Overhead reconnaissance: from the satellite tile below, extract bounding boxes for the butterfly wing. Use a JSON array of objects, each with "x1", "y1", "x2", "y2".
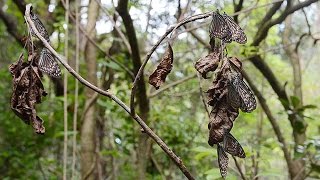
[
  {"x1": 230, "y1": 73, "x2": 256, "y2": 112},
  {"x1": 227, "y1": 81, "x2": 241, "y2": 109},
  {"x1": 209, "y1": 12, "x2": 231, "y2": 40},
  {"x1": 30, "y1": 13, "x2": 50, "y2": 42},
  {"x1": 217, "y1": 144, "x2": 229, "y2": 178},
  {"x1": 222, "y1": 13, "x2": 247, "y2": 44},
  {"x1": 39, "y1": 48, "x2": 61, "y2": 78},
  {"x1": 223, "y1": 132, "x2": 246, "y2": 158}
]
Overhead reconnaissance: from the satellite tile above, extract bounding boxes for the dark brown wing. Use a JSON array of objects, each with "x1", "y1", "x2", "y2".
[
  {"x1": 223, "y1": 132, "x2": 246, "y2": 158},
  {"x1": 209, "y1": 12, "x2": 231, "y2": 39},
  {"x1": 222, "y1": 13, "x2": 247, "y2": 44}
]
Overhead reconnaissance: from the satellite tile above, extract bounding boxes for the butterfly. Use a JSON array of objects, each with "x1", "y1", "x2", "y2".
[
  {"x1": 30, "y1": 9, "x2": 50, "y2": 42},
  {"x1": 217, "y1": 144, "x2": 229, "y2": 178},
  {"x1": 39, "y1": 48, "x2": 61, "y2": 78},
  {"x1": 222, "y1": 13, "x2": 247, "y2": 44},
  {"x1": 222, "y1": 132, "x2": 246, "y2": 158},
  {"x1": 209, "y1": 11, "x2": 232, "y2": 42},
  {"x1": 228, "y1": 72, "x2": 256, "y2": 112}
]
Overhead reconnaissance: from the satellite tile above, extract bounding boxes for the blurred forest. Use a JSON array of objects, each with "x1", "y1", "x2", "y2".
[{"x1": 0, "y1": 0, "x2": 320, "y2": 179}]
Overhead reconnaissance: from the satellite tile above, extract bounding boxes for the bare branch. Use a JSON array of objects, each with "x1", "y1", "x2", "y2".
[
  {"x1": 252, "y1": 0, "x2": 319, "y2": 46},
  {"x1": 94, "y1": 0, "x2": 132, "y2": 54},
  {"x1": 232, "y1": 156, "x2": 246, "y2": 180},
  {"x1": 242, "y1": 71, "x2": 292, "y2": 171},
  {"x1": 60, "y1": 1, "x2": 134, "y2": 78},
  {"x1": 130, "y1": 11, "x2": 212, "y2": 116},
  {"x1": 149, "y1": 74, "x2": 196, "y2": 98},
  {"x1": 25, "y1": 4, "x2": 194, "y2": 179}
]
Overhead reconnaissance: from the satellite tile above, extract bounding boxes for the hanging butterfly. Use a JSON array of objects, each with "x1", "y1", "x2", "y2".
[
  {"x1": 217, "y1": 144, "x2": 229, "y2": 178},
  {"x1": 209, "y1": 11, "x2": 232, "y2": 41},
  {"x1": 29, "y1": 7, "x2": 50, "y2": 42},
  {"x1": 39, "y1": 48, "x2": 62, "y2": 78},
  {"x1": 222, "y1": 132, "x2": 246, "y2": 158},
  {"x1": 222, "y1": 13, "x2": 247, "y2": 44},
  {"x1": 228, "y1": 72, "x2": 256, "y2": 112}
]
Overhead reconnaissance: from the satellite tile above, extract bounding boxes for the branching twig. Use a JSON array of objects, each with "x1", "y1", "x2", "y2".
[
  {"x1": 60, "y1": 1, "x2": 134, "y2": 79},
  {"x1": 242, "y1": 71, "x2": 292, "y2": 171},
  {"x1": 232, "y1": 156, "x2": 246, "y2": 180},
  {"x1": 25, "y1": 4, "x2": 194, "y2": 179},
  {"x1": 149, "y1": 74, "x2": 196, "y2": 98},
  {"x1": 94, "y1": 0, "x2": 132, "y2": 54},
  {"x1": 130, "y1": 11, "x2": 212, "y2": 115}
]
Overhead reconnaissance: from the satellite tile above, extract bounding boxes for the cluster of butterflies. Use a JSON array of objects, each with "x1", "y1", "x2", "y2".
[
  {"x1": 205, "y1": 11, "x2": 256, "y2": 178},
  {"x1": 29, "y1": 8, "x2": 62, "y2": 78},
  {"x1": 209, "y1": 10, "x2": 247, "y2": 44}
]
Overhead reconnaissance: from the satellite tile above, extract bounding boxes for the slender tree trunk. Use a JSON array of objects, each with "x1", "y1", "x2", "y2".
[
  {"x1": 117, "y1": 1, "x2": 151, "y2": 179},
  {"x1": 283, "y1": 15, "x2": 306, "y2": 180},
  {"x1": 80, "y1": 0, "x2": 99, "y2": 179}
]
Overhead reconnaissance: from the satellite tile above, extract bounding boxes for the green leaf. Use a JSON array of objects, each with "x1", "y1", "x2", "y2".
[
  {"x1": 311, "y1": 163, "x2": 320, "y2": 173},
  {"x1": 290, "y1": 96, "x2": 301, "y2": 108}
]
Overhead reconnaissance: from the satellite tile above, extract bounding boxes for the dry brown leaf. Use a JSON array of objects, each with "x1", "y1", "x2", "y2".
[
  {"x1": 9, "y1": 53, "x2": 47, "y2": 134},
  {"x1": 194, "y1": 52, "x2": 220, "y2": 79},
  {"x1": 149, "y1": 44, "x2": 173, "y2": 89}
]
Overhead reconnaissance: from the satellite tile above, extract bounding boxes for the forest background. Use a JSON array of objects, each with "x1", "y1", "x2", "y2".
[{"x1": 0, "y1": 0, "x2": 320, "y2": 179}]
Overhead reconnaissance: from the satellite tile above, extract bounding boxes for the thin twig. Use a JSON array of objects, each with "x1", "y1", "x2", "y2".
[
  {"x1": 60, "y1": 0, "x2": 134, "y2": 79},
  {"x1": 196, "y1": 73, "x2": 210, "y2": 117},
  {"x1": 149, "y1": 74, "x2": 196, "y2": 98},
  {"x1": 94, "y1": 0, "x2": 132, "y2": 54},
  {"x1": 232, "y1": 156, "x2": 247, "y2": 180},
  {"x1": 242, "y1": 71, "x2": 292, "y2": 171},
  {"x1": 144, "y1": 0, "x2": 153, "y2": 33},
  {"x1": 130, "y1": 11, "x2": 212, "y2": 115},
  {"x1": 71, "y1": 0, "x2": 80, "y2": 178},
  {"x1": 63, "y1": 0, "x2": 69, "y2": 179},
  {"x1": 25, "y1": 4, "x2": 195, "y2": 179}
]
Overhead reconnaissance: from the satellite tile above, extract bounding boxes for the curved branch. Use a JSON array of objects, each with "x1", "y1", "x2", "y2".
[
  {"x1": 252, "y1": 0, "x2": 318, "y2": 46},
  {"x1": 130, "y1": 11, "x2": 212, "y2": 115},
  {"x1": 25, "y1": 4, "x2": 194, "y2": 180}
]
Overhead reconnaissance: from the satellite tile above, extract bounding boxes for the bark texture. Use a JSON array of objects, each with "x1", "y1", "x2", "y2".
[{"x1": 80, "y1": 0, "x2": 99, "y2": 179}]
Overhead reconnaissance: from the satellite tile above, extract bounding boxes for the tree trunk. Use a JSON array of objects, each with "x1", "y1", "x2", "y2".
[
  {"x1": 117, "y1": 1, "x2": 151, "y2": 179},
  {"x1": 283, "y1": 15, "x2": 306, "y2": 180},
  {"x1": 80, "y1": 0, "x2": 99, "y2": 179}
]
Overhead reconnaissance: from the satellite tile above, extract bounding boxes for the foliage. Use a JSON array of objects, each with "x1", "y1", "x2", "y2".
[{"x1": 0, "y1": 0, "x2": 319, "y2": 179}]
